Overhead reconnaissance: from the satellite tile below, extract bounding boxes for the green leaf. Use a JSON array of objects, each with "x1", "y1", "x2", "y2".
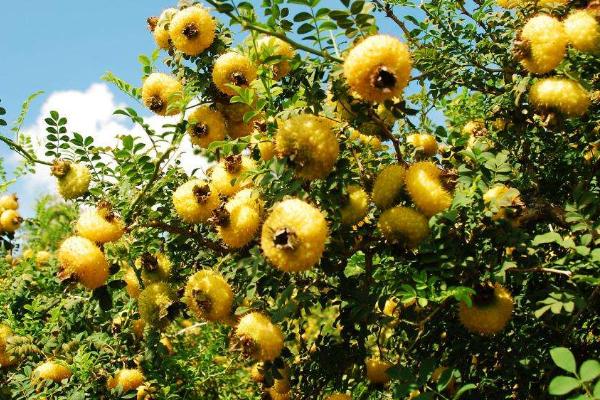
[
  {"x1": 452, "y1": 383, "x2": 476, "y2": 399},
  {"x1": 593, "y1": 380, "x2": 600, "y2": 398},
  {"x1": 548, "y1": 376, "x2": 580, "y2": 395},
  {"x1": 551, "y1": 348, "x2": 578, "y2": 373},
  {"x1": 580, "y1": 360, "x2": 600, "y2": 382},
  {"x1": 532, "y1": 232, "x2": 563, "y2": 246}
]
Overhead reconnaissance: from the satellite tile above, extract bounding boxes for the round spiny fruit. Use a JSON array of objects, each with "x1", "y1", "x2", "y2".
[
  {"x1": 52, "y1": 160, "x2": 91, "y2": 200},
  {"x1": 75, "y1": 202, "x2": 124, "y2": 244},
  {"x1": 256, "y1": 136, "x2": 276, "y2": 161},
  {"x1": 212, "y1": 52, "x2": 258, "y2": 96},
  {"x1": 383, "y1": 297, "x2": 400, "y2": 318},
  {"x1": 325, "y1": 394, "x2": 352, "y2": 400},
  {"x1": 216, "y1": 195, "x2": 262, "y2": 249},
  {"x1": 0, "y1": 210, "x2": 22, "y2": 233},
  {"x1": 0, "y1": 324, "x2": 12, "y2": 353},
  {"x1": 372, "y1": 164, "x2": 406, "y2": 210},
  {"x1": 138, "y1": 282, "x2": 176, "y2": 329},
  {"x1": 406, "y1": 133, "x2": 438, "y2": 156},
  {"x1": 275, "y1": 114, "x2": 339, "y2": 180},
  {"x1": 124, "y1": 268, "x2": 141, "y2": 299},
  {"x1": 340, "y1": 185, "x2": 369, "y2": 225},
  {"x1": 536, "y1": 0, "x2": 568, "y2": 7},
  {"x1": 0, "y1": 194, "x2": 18, "y2": 210},
  {"x1": 378, "y1": 206, "x2": 429, "y2": 247},
  {"x1": 187, "y1": 106, "x2": 227, "y2": 148},
  {"x1": 184, "y1": 270, "x2": 234, "y2": 321},
  {"x1": 529, "y1": 77, "x2": 590, "y2": 117},
  {"x1": 268, "y1": 389, "x2": 291, "y2": 400},
  {"x1": 57, "y1": 236, "x2": 109, "y2": 290},
  {"x1": 107, "y1": 369, "x2": 145, "y2": 392},
  {"x1": 32, "y1": 361, "x2": 72, "y2": 383},
  {"x1": 141, "y1": 73, "x2": 183, "y2": 116},
  {"x1": 210, "y1": 155, "x2": 256, "y2": 196},
  {"x1": 256, "y1": 36, "x2": 295, "y2": 80},
  {"x1": 518, "y1": 15, "x2": 568, "y2": 74},
  {"x1": 564, "y1": 10, "x2": 600, "y2": 53},
  {"x1": 227, "y1": 188, "x2": 264, "y2": 214},
  {"x1": 250, "y1": 363, "x2": 264, "y2": 382},
  {"x1": 343, "y1": 35, "x2": 411, "y2": 102},
  {"x1": 173, "y1": 179, "x2": 220, "y2": 223},
  {"x1": 153, "y1": 8, "x2": 178, "y2": 50},
  {"x1": 236, "y1": 312, "x2": 284, "y2": 361},
  {"x1": 0, "y1": 352, "x2": 17, "y2": 368},
  {"x1": 365, "y1": 358, "x2": 392, "y2": 384},
  {"x1": 137, "y1": 252, "x2": 172, "y2": 283},
  {"x1": 169, "y1": 5, "x2": 215, "y2": 56},
  {"x1": 458, "y1": 283, "x2": 514, "y2": 335},
  {"x1": 261, "y1": 199, "x2": 328, "y2": 272},
  {"x1": 405, "y1": 161, "x2": 453, "y2": 217},
  {"x1": 35, "y1": 251, "x2": 52, "y2": 267},
  {"x1": 228, "y1": 118, "x2": 258, "y2": 139}
]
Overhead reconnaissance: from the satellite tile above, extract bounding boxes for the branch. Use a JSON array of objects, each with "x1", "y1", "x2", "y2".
[
  {"x1": 0, "y1": 135, "x2": 53, "y2": 166},
  {"x1": 372, "y1": 0, "x2": 420, "y2": 48},
  {"x1": 505, "y1": 267, "x2": 572, "y2": 278}
]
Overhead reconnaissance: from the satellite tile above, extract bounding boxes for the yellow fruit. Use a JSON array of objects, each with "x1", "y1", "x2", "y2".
[
  {"x1": 536, "y1": 0, "x2": 569, "y2": 7},
  {"x1": 372, "y1": 164, "x2": 406, "y2": 210},
  {"x1": 216, "y1": 192, "x2": 262, "y2": 248},
  {"x1": 0, "y1": 210, "x2": 22, "y2": 233},
  {"x1": 383, "y1": 298, "x2": 400, "y2": 318},
  {"x1": 378, "y1": 206, "x2": 430, "y2": 247},
  {"x1": 22, "y1": 249, "x2": 34, "y2": 259},
  {"x1": 108, "y1": 369, "x2": 145, "y2": 392},
  {"x1": 218, "y1": 101, "x2": 253, "y2": 123},
  {"x1": 75, "y1": 204, "x2": 124, "y2": 244},
  {"x1": 228, "y1": 119, "x2": 257, "y2": 139},
  {"x1": 459, "y1": 283, "x2": 514, "y2": 335},
  {"x1": 210, "y1": 155, "x2": 256, "y2": 196},
  {"x1": 496, "y1": 0, "x2": 520, "y2": 8},
  {"x1": 267, "y1": 389, "x2": 291, "y2": 400},
  {"x1": 169, "y1": 5, "x2": 216, "y2": 56},
  {"x1": 406, "y1": 133, "x2": 438, "y2": 156},
  {"x1": 0, "y1": 194, "x2": 18, "y2": 210},
  {"x1": 124, "y1": 268, "x2": 141, "y2": 298},
  {"x1": 184, "y1": 270, "x2": 234, "y2": 321},
  {"x1": 256, "y1": 36, "x2": 295, "y2": 80},
  {"x1": 138, "y1": 282, "x2": 176, "y2": 329},
  {"x1": 226, "y1": 188, "x2": 264, "y2": 214},
  {"x1": 57, "y1": 236, "x2": 109, "y2": 290},
  {"x1": 52, "y1": 161, "x2": 91, "y2": 200},
  {"x1": 405, "y1": 161, "x2": 453, "y2": 217},
  {"x1": 236, "y1": 312, "x2": 284, "y2": 361},
  {"x1": 340, "y1": 185, "x2": 369, "y2": 225},
  {"x1": 529, "y1": 77, "x2": 590, "y2": 117},
  {"x1": 325, "y1": 394, "x2": 352, "y2": 400},
  {"x1": 275, "y1": 114, "x2": 339, "y2": 180},
  {"x1": 153, "y1": 8, "x2": 178, "y2": 50},
  {"x1": 461, "y1": 120, "x2": 486, "y2": 137},
  {"x1": 0, "y1": 352, "x2": 17, "y2": 368},
  {"x1": 519, "y1": 15, "x2": 568, "y2": 74},
  {"x1": 256, "y1": 136, "x2": 276, "y2": 161},
  {"x1": 250, "y1": 363, "x2": 264, "y2": 382},
  {"x1": 343, "y1": 35, "x2": 411, "y2": 102},
  {"x1": 35, "y1": 251, "x2": 52, "y2": 267},
  {"x1": 32, "y1": 361, "x2": 72, "y2": 383},
  {"x1": 141, "y1": 73, "x2": 183, "y2": 116},
  {"x1": 137, "y1": 252, "x2": 172, "y2": 283},
  {"x1": 212, "y1": 52, "x2": 257, "y2": 96},
  {"x1": 0, "y1": 324, "x2": 12, "y2": 353},
  {"x1": 483, "y1": 185, "x2": 521, "y2": 208},
  {"x1": 132, "y1": 319, "x2": 145, "y2": 339},
  {"x1": 564, "y1": 11, "x2": 600, "y2": 53},
  {"x1": 365, "y1": 358, "x2": 392, "y2": 384},
  {"x1": 187, "y1": 106, "x2": 227, "y2": 148},
  {"x1": 173, "y1": 179, "x2": 220, "y2": 223},
  {"x1": 261, "y1": 199, "x2": 328, "y2": 272}
]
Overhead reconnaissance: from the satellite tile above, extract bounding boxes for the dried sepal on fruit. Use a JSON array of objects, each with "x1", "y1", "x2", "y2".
[
  {"x1": 75, "y1": 201, "x2": 124, "y2": 244},
  {"x1": 210, "y1": 155, "x2": 256, "y2": 196},
  {"x1": 137, "y1": 252, "x2": 172, "y2": 283}
]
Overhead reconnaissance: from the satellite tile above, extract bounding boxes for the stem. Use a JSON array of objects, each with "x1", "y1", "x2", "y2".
[
  {"x1": 372, "y1": 0, "x2": 419, "y2": 48},
  {"x1": 0, "y1": 135, "x2": 53, "y2": 166},
  {"x1": 505, "y1": 267, "x2": 572, "y2": 278}
]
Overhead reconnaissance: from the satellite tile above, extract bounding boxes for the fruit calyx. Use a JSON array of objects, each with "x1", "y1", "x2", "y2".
[
  {"x1": 140, "y1": 253, "x2": 159, "y2": 273},
  {"x1": 239, "y1": 334, "x2": 259, "y2": 359},
  {"x1": 192, "y1": 289, "x2": 213, "y2": 315},
  {"x1": 147, "y1": 17, "x2": 158, "y2": 32},
  {"x1": 211, "y1": 204, "x2": 231, "y2": 226},
  {"x1": 512, "y1": 34, "x2": 531, "y2": 61},
  {"x1": 372, "y1": 66, "x2": 397, "y2": 92},
  {"x1": 224, "y1": 155, "x2": 242, "y2": 173},
  {"x1": 183, "y1": 23, "x2": 199, "y2": 39},
  {"x1": 192, "y1": 184, "x2": 212, "y2": 203},
  {"x1": 97, "y1": 200, "x2": 117, "y2": 222},
  {"x1": 51, "y1": 159, "x2": 72, "y2": 178},
  {"x1": 230, "y1": 72, "x2": 249, "y2": 87},
  {"x1": 191, "y1": 123, "x2": 209, "y2": 138},
  {"x1": 273, "y1": 228, "x2": 298, "y2": 251},
  {"x1": 472, "y1": 282, "x2": 496, "y2": 307}
]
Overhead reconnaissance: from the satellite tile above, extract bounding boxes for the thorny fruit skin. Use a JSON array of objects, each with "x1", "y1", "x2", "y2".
[
  {"x1": 261, "y1": 198, "x2": 328, "y2": 272},
  {"x1": 212, "y1": 52, "x2": 258, "y2": 96},
  {"x1": 340, "y1": 185, "x2": 369, "y2": 226},
  {"x1": 217, "y1": 191, "x2": 262, "y2": 248},
  {"x1": 124, "y1": 268, "x2": 141, "y2": 299},
  {"x1": 406, "y1": 133, "x2": 438, "y2": 156},
  {"x1": 372, "y1": 164, "x2": 406, "y2": 210},
  {"x1": 235, "y1": 312, "x2": 284, "y2": 361},
  {"x1": 325, "y1": 394, "x2": 352, "y2": 400},
  {"x1": 32, "y1": 361, "x2": 72, "y2": 383},
  {"x1": 138, "y1": 282, "x2": 176, "y2": 329},
  {"x1": 256, "y1": 36, "x2": 295, "y2": 80},
  {"x1": 519, "y1": 15, "x2": 568, "y2": 74},
  {"x1": 564, "y1": 11, "x2": 600, "y2": 53},
  {"x1": 153, "y1": 8, "x2": 178, "y2": 50},
  {"x1": 169, "y1": 5, "x2": 216, "y2": 56},
  {"x1": 0, "y1": 194, "x2": 18, "y2": 210},
  {"x1": 365, "y1": 358, "x2": 392, "y2": 384},
  {"x1": 378, "y1": 206, "x2": 430, "y2": 247},
  {"x1": 405, "y1": 161, "x2": 453, "y2": 217},
  {"x1": 268, "y1": 389, "x2": 291, "y2": 400},
  {"x1": 250, "y1": 363, "x2": 264, "y2": 383},
  {"x1": 210, "y1": 156, "x2": 256, "y2": 197},
  {"x1": 343, "y1": 35, "x2": 412, "y2": 102},
  {"x1": 187, "y1": 106, "x2": 227, "y2": 148},
  {"x1": 529, "y1": 77, "x2": 591, "y2": 117},
  {"x1": 137, "y1": 252, "x2": 172, "y2": 283},
  {"x1": 107, "y1": 369, "x2": 145, "y2": 392},
  {"x1": 54, "y1": 162, "x2": 91, "y2": 200},
  {"x1": 141, "y1": 73, "x2": 183, "y2": 116},
  {"x1": 217, "y1": 102, "x2": 258, "y2": 139},
  {"x1": 0, "y1": 210, "x2": 22, "y2": 233},
  {"x1": 459, "y1": 284, "x2": 514, "y2": 335},
  {"x1": 75, "y1": 206, "x2": 125, "y2": 244},
  {"x1": 275, "y1": 114, "x2": 339, "y2": 180},
  {"x1": 0, "y1": 324, "x2": 12, "y2": 353},
  {"x1": 184, "y1": 270, "x2": 234, "y2": 321},
  {"x1": 57, "y1": 236, "x2": 109, "y2": 290},
  {"x1": 173, "y1": 179, "x2": 220, "y2": 223}
]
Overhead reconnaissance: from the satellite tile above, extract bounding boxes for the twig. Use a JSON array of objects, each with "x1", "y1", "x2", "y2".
[
  {"x1": 372, "y1": 0, "x2": 420, "y2": 48},
  {"x1": 0, "y1": 135, "x2": 53, "y2": 166},
  {"x1": 505, "y1": 267, "x2": 572, "y2": 278}
]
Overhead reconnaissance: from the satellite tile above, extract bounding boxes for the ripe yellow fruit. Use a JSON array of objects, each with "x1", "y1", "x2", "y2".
[
  {"x1": 169, "y1": 5, "x2": 216, "y2": 56},
  {"x1": 256, "y1": 136, "x2": 276, "y2": 161},
  {"x1": 210, "y1": 156, "x2": 256, "y2": 196},
  {"x1": 216, "y1": 192, "x2": 262, "y2": 248},
  {"x1": 35, "y1": 251, "x2": 52, "y2": 267},
  {"x1": 0, "y1": 210, "x2": 22, "y2": 233},
  {"x1": 0, "y1": 352, "x2": 17, "y2": 368},
  {"x1": 459, "y1": 283, "x2": 514, "y2": 335},
  {"x1": 496, "y1": 0, "x2": 520, "y2": 8},
  {"x1": 340, "y1": 185, "x2": 369, "y2": 225},
  {"x1": 378, "y1": 206, "x2": 430, "y2": 247},
  {"x1": 137, "y1": 252, "x2": 172, "y2": 283},
  {"x1": 256, "y1": 36, "x2": 295, "y2": 80},
  {"x1": 250, "y1": 363, "x2": 264, "y2": 382},
  {"x1": 212, "y1": 52, "x2": 257, "y2": 96},
  {"x1": 519, "y1": 15, "x2": 568, "y2": 74},
  {"x1": 173, "y1": 179, "x2": 220, "y2": 223},
  {"x1": 76, "y1": 204, "x2": 124, "y2": 244},
  {"x1": 0, "y1": 324, "x2": 12, "y2": 353},
  {"x1": 275, "y1": 114, "x2": 339, "y2": 180},
  {"x1": 405, "y1": 161, "x2": 453, "y2": 217},
  {"x1": 383, "y1": 298, "x2": 400, "y2": 318},
  {"x1": 564, "y1": 11, "x2": 600, "y2": 53},
  {"x1": 187, "y1": 106, "x2": 227, "y2": 148},
  {"x1": 236, "y1": 312, "x2": 284, "y2": 361},
  {"x1": 325, "y1": 394, "x2": 352, "y2": 400},
  {"x1": 153, "y1": 8, "x2": 178, "y2": 50},
  {"x1": 0, "y1": 194, "x2": 18, "y2": 210},
  {"x1": 406, "y1": 133, "x2": 438, "y2": 156},
  {"x1": 52, "y1": 161, "x2": 91, "y2": 200},
  {"x1": 57, "y1": 236, "x2": 109, "y2": 290},
  {"x1": 184, "y1": 270, "x2": 234, "y2": 321},
  {"x1": 267, "y1": 389, "x2": 291, "y2": 400},
  {"x1": 372, "y1": 165, "x2": 406, "y2": 210},
  {"x1": 365, "y1": 358, "x2": 392, "y2": 384},
  {"x1": 124, "y1": 268, "x2": 141, "y2": 298},
  {"x1": 138, "y1": 282, "x2": 176, "y2": 329},
  {"x1": 343, "y1": 35, "x2": 411, "y2": 102},
  {"x1": 141, "y1": 73, "x2": 183, "y2": 116},
  {"x1": 261, "y1": 199, "x2": 328, "y2": 272},
  {"x1": 537, "y1": 0, "x2": 569, "y2": 7},
  {"x1": 529, "y1": 77, "x2": 590, "y2": 117},
  {"x1": 107, "y1": 369, "x2": 145, "y2": 392},
  {"x1": 32, "y1": 361, "x2": 72, "y2": 383}
]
